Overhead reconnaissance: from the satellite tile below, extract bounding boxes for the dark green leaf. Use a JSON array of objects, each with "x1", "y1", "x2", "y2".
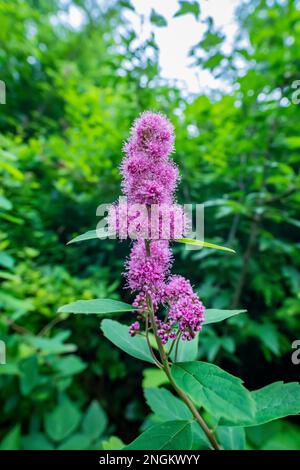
[
  {"x1": 22, "y1": 433, "x2": 54, "y2": 450},
  {"x1": 45, "y1": 395, "x2": 81, "y2": 442},
  {"x1": 0, "y1": 425, "x2": 20, "y2": 450},
  {"x1": 171, "y1": 361, "x2": 255, "y2": 423},
  {"x1": 58, "y1": 433, "x2": 91, "y2": 450},
  {"x1": 82, "y1": 400, "x2": 108, "y2": 439},
  {"x1": 125, "y1": 420, "x2": 193, "y2": 450}
]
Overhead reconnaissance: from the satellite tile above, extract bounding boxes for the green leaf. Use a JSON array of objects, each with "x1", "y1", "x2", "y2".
[
  {"x1": 102, "y1": 436, "x2": 125, "y2": 450},
  {"x1": 20, "y1": 356, "x2": 40, "y2": 395},
  {"x1": 125, "y1": 420, "x2": 193, "y2": 450},
  {"x1": 174, "y1": 1, "x2": 200, "y2": 21},
  {"x1": 58, "y1": 433, "x2": 91, "y2": 450},
  {"x1": 0, "y1": 251, "x2": 14, "y2": 269},
  {"x1": 225, "y1": 382, "x2": 300, "y2": 427},
  {"x1": 216, "y1": 426, "x2": 245, "y2": 450},
  {"x1": 253, "y1": 382, "x2": 300, "y2": 424},
  {"x1": 82, "y1": 400, "x2": 108, "y2": 440},
  {"x1": 0, "y1": 363, "x2": 20, "y2": 376},
  {"x1": 144, "y1": 388, "x2": 192, "y2": 421},
  {"x1": 191, "y1": 422, "x2": 212, "y2": 450},
  {"x1": 45, "y1": 395, "x2": 81, "y2": 442},
  {"x1": 286, "y1": 136, "x2": 300, "y2": 149},
  {"x1": 171, "y1": 361, "x2": 255, "y2": 423},
  {"x1": 142, "y1": 368, "x2": 168, "y2": 388},
  {"x1": 0, "y1": 425, "x2": 20, "y2": 450},
  {"x1": 255, "y1": 323, "x2": 280, "y2": 356},
  {"x1": 25, "y1": 335, "x2": 76, "y2": 355},
  {"x1": 101, "y1": 319, "x2": 155, "y2": 364},
  {"x1": 261, "y1": 424, "x2": 300, "y2": 450},
  {"x1": 67, "y1": 228, "x2": 110, "y2": 245},
  {"x1": 150, "y1": 9, "x2": 167, "y2": 27},
  {"x1": 58, "y1": 298, "x2": 136, "y2": 315},
  {"x1": 170, "y1": 333, "x2": 199, "y2": 362},
  {"x1": 54, "y1": 355, "x2": 86, "y2": 377},
  {"x1": 204, "y1": 309, "x2": 246, "y2": 325},
  {"x1": 0, "y1": 195, "x2": 12, "y2": 211},
  {"x1": 22, "y1": 433, "x2": 54, "y2": 450},
  {"x1": 174, "y1": 238, "x2": 235, "y2": 253}
]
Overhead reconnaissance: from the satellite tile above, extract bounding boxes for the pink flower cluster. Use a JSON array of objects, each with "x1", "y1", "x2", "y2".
[
  {"x1": 108, "y1": 202, "x2": 187, "y2": 240},
  {"x1": 119, "y1": 112, "x2": 205, "y2": 342},
  {"x1": 122, "y1": 112, "x2": 178, "y2": 205},
  {"x1": 159, "y1": 276, "x2": 205, "y2": 343}
]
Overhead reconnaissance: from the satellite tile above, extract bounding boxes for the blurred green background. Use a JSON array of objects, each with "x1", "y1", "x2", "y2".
[{"x1": 0, "y1": 0, "x2": 299, "y2": 450}]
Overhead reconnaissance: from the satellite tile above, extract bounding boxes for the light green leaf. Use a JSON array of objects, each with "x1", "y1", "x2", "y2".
[
  {"x1": 174, "y1": 238, "x2": 235, "y2": 253},
  {"x1": 125, "y1": 420, "x2": 193, "y2": 450},
  {"x1": 142, "y1": 368, "x2": 168, "y2": 388},
  {"x1": 101, "y1": 319, "x2": 155, "y2": 364},
  {"x1": 82, "y1": 400, "x2": 108, "y2": 440},
  {"x1": 67, "y1": 228, "x2": 110, "y2": 245},
  {"x1": 144, "y1": 388, "x2": 192, "y2": 421},
  {"x1": 102, "y1": 436, "x2": 125, "y2": 450},
  {"x1": 58, "y1": 298, "x2": 136, "y2": 315},
  {"x1": 286, "y1": 136, "x2": 300, "y2": 149},
  {"x1": 45, "y1": 395, "x2": 81, "y2": 442},
  {"x1": 0, "y1": 363, "x2": 20, "y2": 376},
  {"x1": 216, "y1": 426, "x2": 245, "y2": 450},
  {"x1": 171, "y1": 361, "x2": 255, "y2": 423},
  {"x1": 204, "y1": 309, "x2": 246, "y2": 325},
  {"x1": 174, "y1": 1, "x2": 200, "y2": 21},
  {"x1": 0, "y1": 195, "x2": 12, "y2": 211},
  {"x1": 54, "y1": 355, "x2": 86, "y2": 377},
  {"x1": 25, "y1": 335, "x2": 76, "y2": 355},
  {"x1": 0, "y1": 251, "x2": 14, "y2": 269}
]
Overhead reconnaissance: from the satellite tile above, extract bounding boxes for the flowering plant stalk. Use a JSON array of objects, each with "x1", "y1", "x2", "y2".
[{"x1": 59, "y1": 112, "x2": 300, "y2": 451}]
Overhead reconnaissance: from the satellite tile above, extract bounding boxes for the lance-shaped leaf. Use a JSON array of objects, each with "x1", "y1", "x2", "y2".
[
  {"x1": 125, "y1": 420, "x2": 193, "y2": 450},
  {"x1": 58, "y1": 299, "x2": 136, "y2": 315},
  {"x1": 171, "y1": 361, "x2": 255, "y2": 423},
  {"x1": 204, "y1": 309, "x2": 246, "y2": 325},
  {"x1": 101, "y1": 319, "x2": 155, "y2": 364},
  {"x1": 174, "y1": 238, "x2": 235, "y2": 253},
  {"x1": 67, "y1": 228, "x2": 112, "y2": 245}
]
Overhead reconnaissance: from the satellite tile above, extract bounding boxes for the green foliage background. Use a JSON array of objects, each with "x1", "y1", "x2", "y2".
[{"x1": 0, "y1": 0, "x2": 299, "y2": 450}]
